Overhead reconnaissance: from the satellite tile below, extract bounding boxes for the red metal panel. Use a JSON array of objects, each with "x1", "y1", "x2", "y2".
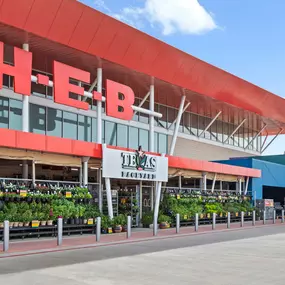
[
  {"x1": 47, "y1": 0, "x2": 84, "y2": 45},
  {"x1": 16, "y1": 131, "x2": 46, "y2": 151},
  {"x1": 68, "y1": 6, "x2": 104, "y2": 52},
  {"x1": 72, "y1": 140, "x2": 101, "y2": 158},
  {"x1": 106, "y1": 24, "x2": 138, "y2": 64},
  {"x1": 46, "y1": 136, "x2": 73, "y2": 155},
  {"x1": 0, "y1": 0, "x2": 34, "y2": 29},
  {"x1": 87, "y1": 15, "x2": 120, "y2": 59},
  {"x1": 0, "y1": 128, "x2": 16, "y2": 147},
  {"x1": 24, "y1": 0, "x2": 63, "y2": 37}
]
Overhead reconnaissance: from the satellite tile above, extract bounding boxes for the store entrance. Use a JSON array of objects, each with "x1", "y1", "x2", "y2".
[{"x1": 141, "y1": 185, "x2": 153, "y2": 215}]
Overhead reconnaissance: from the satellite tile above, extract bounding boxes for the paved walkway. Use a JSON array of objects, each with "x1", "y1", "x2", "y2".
[
  {"x1": 1, "y1": 226, "x2": 285, "y2": 284},
  {"x1": 1, "y1": 219, "x2": 282, "y2": 257}
]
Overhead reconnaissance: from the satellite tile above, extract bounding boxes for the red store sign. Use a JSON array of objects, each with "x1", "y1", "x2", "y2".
[{"x1": 0, "y1": 42, "x2": 143, "y2": 121}]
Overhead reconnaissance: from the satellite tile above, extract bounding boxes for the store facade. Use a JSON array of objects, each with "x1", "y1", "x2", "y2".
[{"x1": 1, "y1": 0, "x2": 285, "y2": 228}]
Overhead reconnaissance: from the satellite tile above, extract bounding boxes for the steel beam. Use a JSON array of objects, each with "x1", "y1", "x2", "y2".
[
  {"x1": 244, "y1": 125, "x2": 267, "y2": 150},
  {"x1": 168, "y1": 102, "x2": 191, "y2": 130},
  {"x1": 22, "y1": 43, "x2": 29, "y2": 133},
  {"x1": 261, "y1": 128, "x2": 283, "y2": 153},
  {"x1": 199, "y1": 111, "x2": 222, "y2": 138},
  {"x1": 261, "y1": 131, "x2": 269, "y2": 150},
  {"x1": 97, "y1": 68, "x2": 102, "y2": 144},
  {"x1": 169, "y1": 96, "x2": 186, "y2": 155},
  {"x1": 82, "y1": 78, "x2": 98, "y2": 101},
  {"x1": 133, "y1": 92, "x2": 150, "y2": 116},
  {"x1": 211, "y1": 173, "x2": 217, "y2": 193},
  {"x1": 223, "y1": 119, "x2": 246, "y2": 144},
  {"x1": 149, "y1": 85, "x2": 155, "y2": 152},
  {"x1": 244, "y1": 176, "x2": 249, "y2": 195},
  {"x1": 105, "y1": 177, "x2": 114, "y2": 219}
]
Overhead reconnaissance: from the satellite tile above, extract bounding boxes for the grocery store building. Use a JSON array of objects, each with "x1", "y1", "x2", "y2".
[{"x1": 1, "y1": 0, "x2": 285, "y2": 220}]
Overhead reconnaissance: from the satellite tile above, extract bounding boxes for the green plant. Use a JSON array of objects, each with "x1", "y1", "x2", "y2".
[
  {"x1": 158, "y1": 214, "x2": 171, "y2": 223},
  {"x1": 0, "y1": 211, "x2": 4, "y2": 222},
  {"x1": 22, "y1": 210, "x2": 32, "y2": 223},
  {"x1": 112, "y1": 214, "x2": 127, "y2": 226},
  {"x1": 141, "y1": 212, "x2": 153, "y2": 225},
  {"x1": 85, "y1": 193, "x2": 92, "y2": 199},
  {"x1": 101, "y1": 215, "x2": 112, "y2": 229}
]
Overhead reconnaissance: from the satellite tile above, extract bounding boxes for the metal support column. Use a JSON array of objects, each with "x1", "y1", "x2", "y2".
[
  {"x1": 282, "y1": 210, "x2": 285, "y2": 223},
  {"x1": 127, "y1": 216, "x2": 132, "y2": 239},
  {"x1": 97, "y1": 68, "x2": 102, "y2": 144},
  {"x1": 169, "y1": 96, "x2": 186, "y2": 155},
  {"x1": 96, "y1": 217, "x2": 101, "y2": 242},
  {"x1": 98, "y1": 168, "x2": 102, "y2": 213},
  {"x1": 176, "y1": 214, "x2": 180, "y2": 234},
  {"x1": 199, "y1": 111, "x2": 222, "y2": 138},
  {"x1": 3, "y1": 220, "x2": 9, "y2": 252},
  {"x1": 32, "y1": 160, "x2": 36, "y2": 187},
  {"x1": 244, "y1": 177, "x2": 249, "y2": 195},
  {"x1": 22, "y1": 43, "x2": 29, "y2": 133},
  {"x1": 105, "y1": 178, "x2": 114, "y2": 219},
  {"x1": 263, "y1": 210, "x2": 266, "y2": 224},
  {"x1": 238, "y1": 178, "x2": 242, "y2": 195},
  {"x1": 57, "y1": 218, "x2": 63, "y2": 246},
  {"x1": 212, "y1": 213, "x2": 216, "y2": 230},
  {"x1": 139, "y1": 181, "x2": 143, "y2": 222},
  {"x1": 202, "y1": 173, "x2": 207, "y2": 191},
  {"x1": 178, "y1": 176, "x2": 182, "y2": 189},
  {"x1": 262, "y1": 128, "x2": 283, "y2": 153},
  {"x1": 227, "y1": 212, "x2": 231, "y2": 229},
  {"x1": 195, "y1": 213, "x2": 199, "y2": 232},
  {"x1": 220, "y1": 181, "x2": 223, "y2": 191},
  {"x1": 211, "y1": 174, "x2": 217, "y2": 193},
  {"x1": 252, "y1": 210, "x2": 256, "y2": 226},
  {"x1": 153, "y1": 179, "x2": 163, "y2": 236},
  {"x1": 273, "y1": 210, "x2": 276, "y2": 224},
  {"x1": 82, "y1": 157, "x2": 89, "y2": 186},
  {"x1": 149, "y1": 84, "x2": 155, "y2": 152},
  {"x1": 241, "y1": 212, "x2": 244, "y2": 227}
]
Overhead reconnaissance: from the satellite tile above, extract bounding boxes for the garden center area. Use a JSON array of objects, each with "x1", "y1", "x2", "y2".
[{"x1": 0, "y1": 177, "x2": 255, "y2": 240}]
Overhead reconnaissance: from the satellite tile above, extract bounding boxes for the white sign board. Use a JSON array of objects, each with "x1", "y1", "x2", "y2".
[{"x1": 102, "y1": 146, "x2": 168, "y2": 182}]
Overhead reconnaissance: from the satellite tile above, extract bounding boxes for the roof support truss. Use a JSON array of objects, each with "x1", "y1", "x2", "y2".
[
  {"x1": 261, "y1": 128, "x2": 283, "y2": 153},
  {"x1": 199, "y1": 111, "x2": 222, "y2": 138},
  {"x1": 82, "y1": 78, "x2": 98, "y2": 102},
  {"x1": 223, "y1": 119, "x2": 246, "y2": 144},
  {"x1": 168, "y1": 102, "x2": 191, "y2": 130},
  {"x1": 244, "y1": 125, "x2": 267, "y2": 150},
  {"x1": 133, "y1": 91, "x2": 150, "y2": 117}
]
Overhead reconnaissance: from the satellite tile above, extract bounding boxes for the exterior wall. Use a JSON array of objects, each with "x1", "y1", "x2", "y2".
[
  {"x1": 217, "y1": 158, "x2": 285, "y2": 200},
  {"x1": 170, "y1": 137, "x2": 253, "y2": 160}
]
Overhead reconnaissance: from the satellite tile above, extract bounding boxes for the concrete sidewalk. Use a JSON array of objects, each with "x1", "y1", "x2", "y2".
[{"x1": 0, "y1": 219, "x2": 282, "y2": 258}]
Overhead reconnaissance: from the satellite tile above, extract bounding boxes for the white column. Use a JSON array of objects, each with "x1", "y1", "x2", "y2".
[
  {"x1": 238, "y1": 178, "x2": 242, "y2": 195},
  {"x1": 82, "y1": 157, "x2": 89, "y2": 186},
  {"x1": 105, "y1": 177, "x2": 113, "y2": 219},
  {"x1": 169, "y1": 96, "x2": 186, "y2": 155},
  {"x1": 98, "y1": 168, "x2": 103, "y2": 213},
  {"x1": 22, "y1": 43, "x2": 29, "y2": 180},
  {"x1": 149, "y1": 84, "x2": 154, "y2": 152},
  {"x1": 150, "y1": 183, "x2": 154, "y2": 211},
  {"x1": 79, "y1": 165, "x2": 83, "y2": 186},
  {"x1": 220, "y1": 180, "x2": 223, "y2": 191},
  {"x1": 97, "y1": 68, "x2": 102, "y2": 144},
  {"x1": 202, "y1": 173, "x2": 207, "y2": 191},
  {"x1": 178, "y1": 176, "x2": 182, "y2": 189},
  {"x1": 244, "y1": 177, "x2": 249, "y2": 195},
  {"x1": 32, "y1": 160, "x2": 36, "y2": 186},
  {"x1": 211, "y1": 173, "x2": 217, "y2": 193}
]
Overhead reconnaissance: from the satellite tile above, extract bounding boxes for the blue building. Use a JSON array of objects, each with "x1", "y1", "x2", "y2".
[{"x1": 217, "y1": 155, "x2": 285, "y2": 204}]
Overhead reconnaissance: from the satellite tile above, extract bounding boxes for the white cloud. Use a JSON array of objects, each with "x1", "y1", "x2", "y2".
[
  {"x1": 91, "y1": 0, "x2": 217, "y2": 36},
  {"x1": 117, "y1": 0, "x2": 217, "y2": 35}
]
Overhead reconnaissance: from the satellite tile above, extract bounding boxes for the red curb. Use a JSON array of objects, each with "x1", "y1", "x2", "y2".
[{"x1": 0, "y1": 222, "x2": 283, "y2": 259}]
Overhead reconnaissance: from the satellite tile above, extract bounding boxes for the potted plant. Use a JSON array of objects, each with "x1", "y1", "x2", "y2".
[
  {"x1": 158, "y1": 214, "x2": 171, "y2": 229},
  {"x1": 101, "y1": 215, "x2": 112, "y2": 234},
  {"x1": 78, "y1": 206, "x2": 85, "y2": 224},
  {"x1": 84, "y1": 192, "x2": 92, "y2": 203},
  {"x1": 13, "y1": 213, "x2": 20, "y2": 228},
  {"x1": 38, "y1": 212, "x2": 47, "y2": 226},
  {"x1": 112, "y1": 214, "x2": 126, "y2": 233},
  {"x1": 23, "y1": 210, "x2": 32, "y2": 227},
  {"x1": 141, "y1": 212, "x2": 154, "y2": 228},
  {"x1": 47, "y1": 209, "x2": 54, "y2": 226}
]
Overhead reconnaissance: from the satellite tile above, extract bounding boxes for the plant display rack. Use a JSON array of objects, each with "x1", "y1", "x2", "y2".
[
  {"x1": 118, "y1": 187, "x2": 139, "y2": 227},
  {"x1": 102, "y1": 190, "x2": 118, "y2": 217}
]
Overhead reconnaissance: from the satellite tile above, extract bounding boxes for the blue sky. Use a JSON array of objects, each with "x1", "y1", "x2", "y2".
[{"x1": 80, "y1": 0, "x2": 285, "y2": 155}]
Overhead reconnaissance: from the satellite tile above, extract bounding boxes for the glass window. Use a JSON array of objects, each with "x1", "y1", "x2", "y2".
[
  {"x1": 0, "y1": 96, "x2": 9, "y2": 128},
  {"x1": 63, "y1": 111, "x2": 77, "y2": 139},
  {"x1": 91, "y1": 118, "x2": 97, "y2": 143},
  {"x1": 9, "y1": 99, "x2": 22, "y2": 130},
  {"x1": 190, "y1": 113, "x2": 198, "y2": 136},
  {"x1": 158, "y1": 105, "x2": 167, "y2": 128},
  {"x1": 105, "y1": 121, "x2": 117, "y2": 146},
  {"x1": 158, "y1": 133, "x2": 168, "y2": 154},
  {"x1": 117, "y1": 124, "x2": 128, "y2": 148},
  {"x1": 139, "y1": 100, "x2": 149, "y2": 124},
  {"x1": 129, "y1": 127, "x2": 139, "y2": 149},
  {"x1": 78, "y1": 115, "x2": 91, "y2": 142},
  {"x1": 139, "y1": 129, "x2": 149, "y2": 151},
  {"x1": 47, "y1": 108, "x2": 62, "y2": 137},
  {"x1": 30, "y1": 104, "x2": 46, "y2": 135},
  {"x1": 167, "y1": 107, "x2": 177, "y2": 130}
]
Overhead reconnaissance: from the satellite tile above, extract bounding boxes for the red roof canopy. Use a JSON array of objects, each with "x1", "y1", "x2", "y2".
[{"x1": 0, "y1": 0, "x2": 284, "y2": 134}]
